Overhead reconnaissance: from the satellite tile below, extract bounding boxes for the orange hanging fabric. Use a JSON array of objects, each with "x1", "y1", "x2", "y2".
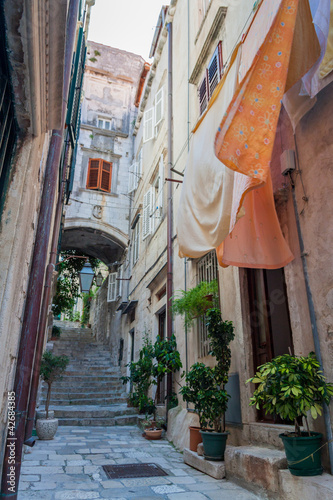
[{"x1": 215, "y1": 0, "x2": 300, "y2": 223}]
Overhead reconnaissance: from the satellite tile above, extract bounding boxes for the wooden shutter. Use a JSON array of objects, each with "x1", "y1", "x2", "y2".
[
  {"x1": 128, "y1": 162, "x2": 137, "y2": 193},
  {"x1": 137, "y1": 148, "x2": 143, "y2": 177},
  {"x1": 107, "y1": 272, "x2": 117, "y2": 302},
  {"x1": 143, "y1": 107, "x2": 154, "y2": 142},
  {"x1": 86, "y1": 159, "x2": 100, "y2": 189},
  {"x1": 198, "y1": 71, "x2": 208, "y2": 116},
  {"x1": 100, "y1": 160, "x2": 112, "y2": 192},
  {"x1": 143, "y1": 188, "x2": 152, "y2": 239},
  {"x1": 208, "y1": 42, "x2": 223, "y2": 97},
  {"x1": 154, "y1": 87, "x2": 164, "y2": 127},
  {"x1": 116, "y1": 266, "x2": 123, "y2": 297},
  {"x1": 157, "y1": 155, "x2": 164, "y2": 216}
]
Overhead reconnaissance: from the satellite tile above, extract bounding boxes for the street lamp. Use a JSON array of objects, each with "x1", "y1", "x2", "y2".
[
  {"x1": 79, "y1": 262, "x2": 95, "y2": 293},
  {"x1": 95, "y1": 270, "x2": 103, "y2": 287}
]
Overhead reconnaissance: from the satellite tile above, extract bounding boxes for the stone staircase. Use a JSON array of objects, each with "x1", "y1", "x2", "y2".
[{"x1": 39, "y1": 321, "x2": 138, "y2": 426}]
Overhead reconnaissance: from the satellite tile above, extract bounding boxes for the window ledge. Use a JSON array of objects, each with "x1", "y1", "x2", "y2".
[{"x1": 79, "y1": 187, "x2": 118, "y2": 198}]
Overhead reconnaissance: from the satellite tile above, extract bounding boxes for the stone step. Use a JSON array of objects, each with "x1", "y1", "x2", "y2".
[
  {"x1": 57, "y1": 414, "x2": 138, "y2": 426},
  {"x1": 49, "y1": 383, "x2": 125, "y2": 392},
  {"x1": 53, "y1": 375, "x2": 122, "y2": 382},
  {"x1": 41, "y1": 397, "x2": 127, "y2": 406},
  {"x1": 49, "y1": 404, "x2": 135, "y2": 419},
  {"x1": 225, "y1": 445, "x2": 287, "y2": 495},
  {"x1": 42, "y1": 389, "x2": 125, "y2": 397}
]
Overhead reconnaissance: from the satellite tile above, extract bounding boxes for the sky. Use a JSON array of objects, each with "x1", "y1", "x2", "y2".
[{"x1": 88, "y1": 0, "x2": 167, "y2": 60}]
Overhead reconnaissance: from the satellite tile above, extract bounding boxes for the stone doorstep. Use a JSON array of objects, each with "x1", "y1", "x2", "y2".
[
  {"x1": 279, "y1": 470, "x2": 333, "y2": 500},
  {"x1": 224, "y1": 445, "x2": 287, "y2": 494},
  {"x1": 183, "y1": 448, "x2": 226, "y2": 480}
]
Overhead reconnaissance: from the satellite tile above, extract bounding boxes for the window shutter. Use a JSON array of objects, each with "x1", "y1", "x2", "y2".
[
  {"x1": 138, "y1": 149, "x2": 143, "y2": 177},
  {"x1": 157, "y1": 155, "x2": 164, "y2": 216},
  {"x1": 128, "y1": 162, "x2": 137, "y2": 193},
  {"x1": 107, "y1": 272, "x2": 117, "y2": 302},
  {"x1": 143, "y1": 188, "x2": 152, "y2": 239},
  {"x1": 132, "y1": 220, "x2": 140, "y2": 265},
  {"x1": 100, "y1": 160, "x2": 112, "y2": 192},
  {"x1": 143, "y1": 107, "x2": 154, "y2": 142},
  {"x1": 208, "y1": 43, "x2": 222, "y2": 97},
  {"x1": 198, "y1": 71, "x2": 208, "y2": 116},
  {"x1": 154, "y1": 87, "x2": 164, "y2": 127},
  {"x1": 116, "y1": 266, "x2": 123, "y2": 297},
  {"x1": 86, "y1": 159, "x2": 100, "y2": 189}
]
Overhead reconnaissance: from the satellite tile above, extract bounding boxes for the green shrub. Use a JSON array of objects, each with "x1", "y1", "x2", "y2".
[
  {"x1": 247, "y1": 352, "x2": 333, "y2": 435},
  {"x1": 51, "y1": 325, "x2": 61, "y2": 339},
  {"x1": 40, "y1": 351, "x2": 69, "y2": 418}
]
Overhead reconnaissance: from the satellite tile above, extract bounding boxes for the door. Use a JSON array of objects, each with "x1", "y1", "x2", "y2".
[
  {"x1": 247, "y1": 268, "x2": 293, "y2": 422},
  {"x1": 156, "y1": 309, "x2": 166, "y2": 404}
]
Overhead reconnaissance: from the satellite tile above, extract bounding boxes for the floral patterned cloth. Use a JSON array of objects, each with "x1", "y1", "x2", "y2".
[{"x1": 215, "y1": 0, "x2": 300, "y2": 230}]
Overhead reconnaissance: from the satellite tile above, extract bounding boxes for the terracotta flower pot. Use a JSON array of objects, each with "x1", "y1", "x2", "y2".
[
  {"x1": 189, "y1": 426, "x2": 203, "y2": 452},
  {"x1": 144, "y1": 428, "x2": 162, "y2": 440}
]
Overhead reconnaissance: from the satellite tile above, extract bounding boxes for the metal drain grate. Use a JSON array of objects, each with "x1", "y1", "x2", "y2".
[{"x1": 102, "y1": 463, "x2": 168, "y2": 479}]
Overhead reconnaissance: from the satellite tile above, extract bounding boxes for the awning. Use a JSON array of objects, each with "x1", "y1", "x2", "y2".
[
  {"x1": 122, "y1": 300, "x2": 138, "y2": 315},
  {"x1": 177, "y1": 0, "x2": 320, "y2": 269}
]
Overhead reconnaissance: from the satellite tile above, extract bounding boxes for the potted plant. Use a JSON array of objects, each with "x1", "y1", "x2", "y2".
[
  {"x1": 180, "y1": 309, "x2": 235, "y2": 460},
  {"x1": 171, "y1": 280, "x2": 218, "y2": 328},
  {"x1": 36, "y1": 351, "x2": 69, "y2": 440},
  {"x1": 51, "y1": 325, "x2": 61, "y2": 340},
  {"x1": 247, "y1": 352, "x2": 333, "y2": 476}
]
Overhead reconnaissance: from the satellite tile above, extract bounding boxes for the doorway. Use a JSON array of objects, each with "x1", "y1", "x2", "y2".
[
  {"x1": 247, "y1": 267, "x2": 293, "y2": 421},
  {"x1": 156, "y1": 309, "x2": 166, "y2": 404}
]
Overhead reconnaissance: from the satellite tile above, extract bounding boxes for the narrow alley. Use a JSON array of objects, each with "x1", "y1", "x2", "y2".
[{"x1": 19, "y1": 426, "x2": 261, "y2": 500}]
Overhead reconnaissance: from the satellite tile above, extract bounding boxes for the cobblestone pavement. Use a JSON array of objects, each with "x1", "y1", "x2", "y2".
[{"x1": 19, "y1": 426, "x2": 262, "y2": 499}]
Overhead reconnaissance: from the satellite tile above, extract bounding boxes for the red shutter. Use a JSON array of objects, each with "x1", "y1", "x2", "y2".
[
  {"x1": 86, "y1": 159, "x2": 100, "y2": 189},
  {"x1": 100, "y1": 160, "x2": 112, "y2": 192}
]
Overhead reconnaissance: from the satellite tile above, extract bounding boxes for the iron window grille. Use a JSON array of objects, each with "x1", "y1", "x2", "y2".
[{"x1": 197, "y1": 250, "x2": 219, "y2": 358}]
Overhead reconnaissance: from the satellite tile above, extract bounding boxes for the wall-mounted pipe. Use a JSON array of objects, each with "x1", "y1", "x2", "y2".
[{"x1": 166, "y1": 21, "x2": 173, "y2": 404}]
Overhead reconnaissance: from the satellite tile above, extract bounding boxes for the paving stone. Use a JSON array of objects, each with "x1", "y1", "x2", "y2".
[
  {"x1": 20, "y1": 475, "x2": 41, "y2": 481},
  {"x1": 168, "y1": 476, "x2": 197, "y2": 484},
  {"x1": 151, "y1": 485, "x2": 185, "y2": 494},
  {"x1": 18, "y1": 481, "x2": 29, "y2": 490},
  {"x1": 67, "y1": 459, "x2": 91, "y2": 466},
  {"x1": 101, "y1": 480, "x2": 125, "y2": 489},
  {"x1": 90, "y1": 448, "x2": 112, "y2": 453},
  {"x1": 31, "y1": 482, "x2": 57, "y2": 490},
  {"x1": 21, "y1": 466, "x2": 64, "y2": 475},
  {"x1": 77, "y1": 448, "x2": 91, "y2": 453},
  {"x1": 167, "y1": 493, "x2": 208, "y2": 500},
  {"x1": 20, "y1": 460, "x2": 41, "y2": 466},
  {"x1": 120, "y1": 477, "x2": 171, "y2": 487},
  {"x1": 54, "y1": 491, "x2": 100, "y2": 499},
  {"x1": 65, "y1": 466, "x2": 84, "y2": 474},
  {"x1": 18, "y1": 491, "x2": 53, "y2": 499},
  {"x1": 41, "y1": 459, "x2": 66, "y2": 466}
]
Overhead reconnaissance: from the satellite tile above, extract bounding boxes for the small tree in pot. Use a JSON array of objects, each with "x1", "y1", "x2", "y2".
[
  {"x1": 180, "y1": 309, "x2": 235, "y2": 460},
  {"x1": 36, "y1": 351, "x2": 69, "y2": 440},
  {"x1": 247, "y1": 352, "x2": 333, "y2": 476}
]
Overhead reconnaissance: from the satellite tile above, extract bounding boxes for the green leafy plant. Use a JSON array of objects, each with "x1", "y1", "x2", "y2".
[
  {"x1": 121, "y1": 333, "x2": 182, "y2": 418},
  {"x1": 81, "y1": 288, "x2": 96, "y2": 327},
  {"x1": 52, "y1": 251, "x2": 98, "y2": 317},
  {"x1": 89, "y1": 57, "x2": 97, "y2": 63},
  {"x1": 40, "y1": 351, "x2": 69, "y2": 418},
  {"x1": 51, "y1": 325, "x2": 61, "y2": 339},
  {"x1": 247, "y1": 352, "x2": 333, "y2": 436},
  {"x1": 94, "y1": 50, "x2": 101, "y2": 56},
  {"x1": 180, "y1": 310, "x2": 235, "y2": 432},
  {"x1": 171, "y1": 280, "x2": 219, "y2": 328},
  {"x1": 121, "y1": 335, "x2": 155, "y2": 415}
]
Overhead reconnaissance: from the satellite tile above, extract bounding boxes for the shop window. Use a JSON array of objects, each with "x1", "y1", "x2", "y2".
[{"x1": 86, "y1": 158, "x2": 112, "y2": 192}]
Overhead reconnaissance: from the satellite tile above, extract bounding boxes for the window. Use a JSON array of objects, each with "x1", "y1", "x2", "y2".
[
  {"x1": 107, "y1": 272, "x2": 117, "y2": 302},
  {"x1": 132, "y1": 218, "x2": 140, "y2": 266},
  {"x1": 98, "y1": 117, "x2": 113, "y2": 130},
  {"x1": 86, "y1": 158, "x2": 112, "y2": 192},
  {"x1": 197, "y1": 250, "x2": 219, "y2": 357},
  {"x1": 198, "y1": 42, "x2": 223, "y2": 115},
  {"x1": 143, "y1": 86, "x2": 164, "y2": 142}
]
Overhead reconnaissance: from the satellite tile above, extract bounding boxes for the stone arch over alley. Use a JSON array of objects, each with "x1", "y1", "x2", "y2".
[{"x1": 62, "y1": 218, "x2": 128, "y2": 266}]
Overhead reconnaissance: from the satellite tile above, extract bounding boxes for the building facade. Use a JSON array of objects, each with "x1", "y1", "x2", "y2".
[{"x1": 108, "y1": 0, "x2": 333, "y2": 477}]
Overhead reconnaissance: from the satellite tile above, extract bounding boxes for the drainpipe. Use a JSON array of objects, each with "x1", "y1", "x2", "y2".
[
  {"x1": 0, "y1": 1, "x2": 80, "y2": 497},
  {"x1": 166, "y1": 21, "x2": 173, "y2": 401},
  {"x1": 291, "y1": 137, "x2": 333, "y2": 475},
  {"x1": 184, "y1": 0, "x2": 190, "y2": 379}
]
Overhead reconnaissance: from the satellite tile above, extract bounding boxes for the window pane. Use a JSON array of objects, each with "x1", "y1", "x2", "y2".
[
  {"x1": 105, "y1": 121, "x2": 110, "y2": 130},
  {"x1": 98, "y1": 119, "x2": 103, "y2": 128}
]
